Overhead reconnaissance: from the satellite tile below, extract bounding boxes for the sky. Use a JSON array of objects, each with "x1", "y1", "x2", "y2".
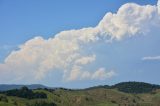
[{"x1": 0, "y1": 0, "x2": 160, "y2": 88}]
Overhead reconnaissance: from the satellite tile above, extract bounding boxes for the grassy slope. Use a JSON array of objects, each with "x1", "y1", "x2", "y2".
[{"x1": 0, "y1": 88, "x2": 160, "y2": 106}]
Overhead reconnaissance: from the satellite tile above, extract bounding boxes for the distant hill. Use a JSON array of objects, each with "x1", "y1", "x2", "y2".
[
  {"x1": 84, "y1": 81, "x2": 160, "y2": 94},
  {"x1": 0, "y1": 84, "x2": 48, "y2": 91},
  {"x1": 111, "y1": 81, "x2": 160, "y2": 93},
  {"x1": 0, "y1": 81, "x2": 160, "y2": 94},
  {"x1": 85, "y1": 85, "x2": 110, "y2": 90}
]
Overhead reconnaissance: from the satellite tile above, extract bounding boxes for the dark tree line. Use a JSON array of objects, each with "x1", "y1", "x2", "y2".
[
  {"x1": 111, "y1": 81, "x2": 160, "y2": 93},
  {"x1": 1, "y1": 86, "x2": 47, "y2": 99},
  {"x1": 27, "y1": 101, "x2": 57, "y2": 106}
]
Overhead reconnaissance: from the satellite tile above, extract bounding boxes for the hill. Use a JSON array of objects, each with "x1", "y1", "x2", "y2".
[
  {"x1": 85, "y1": 81, "x2": 160, "y2": 94},
  {"x1": 0, "y1": 84, "x2": 48, "y2": 91},
  {"x1": 0, "y1": 81, "x2": 160, "y2": 106},
  {"x1": 111, "y1": 81, "x2": 160, "y2": 93}
]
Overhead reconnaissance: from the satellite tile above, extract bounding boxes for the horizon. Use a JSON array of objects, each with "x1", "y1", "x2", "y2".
[
  {"x1": 0, "y1": 0, "x2": 160, "y2": 88},
  {"x1": 0, "y1": 81, "x2": 159, "y2": 90}
]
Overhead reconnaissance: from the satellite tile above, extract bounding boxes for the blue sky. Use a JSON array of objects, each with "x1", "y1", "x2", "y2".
[
  {"x1": 0, "y1": 0, "x2": 157, "y2": 45},
  {"x1": 0, "y1": 0, "x2": 160, "y2": 88}
]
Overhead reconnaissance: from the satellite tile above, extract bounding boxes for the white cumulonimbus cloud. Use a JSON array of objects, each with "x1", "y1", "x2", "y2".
[{"x1": 0, "y1": 0, "x2": 160, "y2": 83}]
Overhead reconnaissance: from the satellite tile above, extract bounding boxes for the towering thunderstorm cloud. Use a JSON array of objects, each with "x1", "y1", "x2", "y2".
[{"x1": 0, "y1": 0, "x2": 160, "y2": 83}]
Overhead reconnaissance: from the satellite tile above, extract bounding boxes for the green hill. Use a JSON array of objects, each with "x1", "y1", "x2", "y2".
[
  {"x1": 0, "y1": 82, "x2": 160, "y2": 106},
  {"x1": 111, "y1": 81, "x2": 160, "y2": 94}
]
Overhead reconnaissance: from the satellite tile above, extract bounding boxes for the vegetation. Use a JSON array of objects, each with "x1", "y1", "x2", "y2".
[
  {"x1": 0, "y1": 82, "x2": 159, "y2": 106},
  {"x1": 28, "y1": 101, "x2": 57, "y2": 106},
  {"x1": 111, "y1": 81, "x2": 160, "y2": 93},
  {"x1": 0, "y1": 95, "x2": 8, "y2": 102},
  {"x1": 1, "y1": 86, "x2": 47, "y2": 99}
]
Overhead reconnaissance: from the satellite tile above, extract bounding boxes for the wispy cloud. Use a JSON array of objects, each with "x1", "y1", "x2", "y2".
[{"x1": 142, "y1": 56, "x2": 160, "y2": 61}]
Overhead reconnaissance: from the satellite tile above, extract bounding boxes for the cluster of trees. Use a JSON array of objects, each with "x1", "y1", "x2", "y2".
[
  {"x1": 0, "y1": 95, "x2": 8, "y2": 102},
  {"x1": 112, "y1": 81, "x2": 160, "y2": 93},
  {"x1": 27, "y1": 101, "x2": 57, "y2": 106},
  {"x1": 1, "y1": 86, "x2": 47, "y2": 99}
]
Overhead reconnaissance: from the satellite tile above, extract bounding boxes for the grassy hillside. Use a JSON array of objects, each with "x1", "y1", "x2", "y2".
[{"x1": 0, "y1": 82, "x2": 160, "y2": 106}]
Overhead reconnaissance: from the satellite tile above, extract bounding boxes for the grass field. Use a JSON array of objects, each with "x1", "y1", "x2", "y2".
[{"x1": 0, "y1": 87, "x2": 160, "y2": 106}]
